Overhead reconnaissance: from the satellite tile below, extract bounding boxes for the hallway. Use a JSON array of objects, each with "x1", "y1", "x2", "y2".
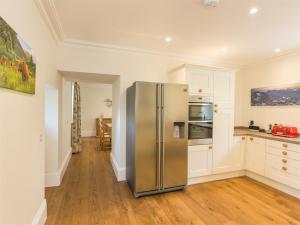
[{"x1": 45, "y1": 138, "x2": 300, "y2": 225}]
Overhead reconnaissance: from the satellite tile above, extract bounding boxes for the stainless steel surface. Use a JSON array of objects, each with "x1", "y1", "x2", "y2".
[
  {"x1": 188, "y1": 121, "x2": 213, "y2": 145},
  {"x1": 126, "y1": 81, "x2": 188, "y2": 197},
  {"x1": 188, "y1": 138, "x2": 213, "y2": 146},
  {"x1": 162, "y1": 83, "x2": 188, "y2": 189},
  {"x1": 134, "y1": 185, "x2": 186, "y2": 198},
  {"x1": 189, "y1": 95, "x2": 213, "y2": 103},
  {"x1": 160, "y1": 84, "x2": 165, "y2": 189},
  {"x1": 156, "y1": 84, "x2": 161, "y2": 189},
  {"x1": 135, "y1": 82, "x2": 158, "y2": 193}
]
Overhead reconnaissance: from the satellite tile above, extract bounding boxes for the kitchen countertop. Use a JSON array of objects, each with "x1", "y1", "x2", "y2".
[{"x1": 234, "y1": 127, "x2": 300, "y2": 145}]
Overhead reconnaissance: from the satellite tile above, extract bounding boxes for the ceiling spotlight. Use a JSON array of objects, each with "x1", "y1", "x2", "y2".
[
  {"x1": 249, "y1": 7, "x2": 258, "y2": 15},
  {"x1": 275, "y1": 48, "x2": 281, "y2": 53},
  {"x1": 165, "y1": 37, "x2": 172, "y2": 43},
  {"x1": 221, "y1": 47, "x2": 227, "y2": 52},
  {"x1": 203, "y1": 0, "x2": 220, "y2": 7}
]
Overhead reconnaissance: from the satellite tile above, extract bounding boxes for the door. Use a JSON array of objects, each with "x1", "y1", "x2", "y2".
[
  {"x1": 188, "y1": 145, "x2": 213, "y2": 178},
  {"x1": 187, "y1": 68, "x2": 213, "y2": 95},
  {"x1": 212, "y1": 107, "x2": 234, "y2": 174},
  {"x1": 231, "y1": 136, "x2": 246, "y2": 171},
  {"x1": 162, "y1": 83, "x2": 188, "y2": 189},
  {"x1": 135, "y1": 82, "x2": 158, "y2": 193},
  {"x1": 213, "y1": 71, "x2": 233, "y2": 106},
  {"x1": 245, "y1": 137, "x2": 266, "y2": 176}
]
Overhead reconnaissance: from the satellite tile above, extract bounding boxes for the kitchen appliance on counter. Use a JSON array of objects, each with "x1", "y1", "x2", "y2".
[
  {"x1": 188, "y1": 96, "x2": 213, "y2": 145},
  {"x1": 272, "y1": 125, "x2": 298, "y2": 138},
  {"x1": 126, "y1": 82, "x2": 188, "y2": 197}
]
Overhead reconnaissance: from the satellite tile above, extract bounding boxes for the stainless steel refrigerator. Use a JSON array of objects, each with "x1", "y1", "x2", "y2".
[{"x1": 126, "y1": 81, "x2": 188, "y2": 197}]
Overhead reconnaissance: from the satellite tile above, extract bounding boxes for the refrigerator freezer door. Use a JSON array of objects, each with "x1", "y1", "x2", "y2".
[
  {"x1": 135, "y1": 82, "x2": 159, "y2": 193},
  {"x1": 162, "y1": 84, "x2": 188, "y2": 189}
]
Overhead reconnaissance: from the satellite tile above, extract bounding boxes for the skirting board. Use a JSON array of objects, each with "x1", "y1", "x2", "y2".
[
  {"x1": 246, "y1": 171, "x2": 300, "y2": 199},
  {"x1": 188, "y1": 170, "x2": 246, "y2": 185},
  {"x1": 45, "y1": 148, "x2": 72, "y2": 187},
  {"x1": 110, "y1": 153, "x2": 126, "y2": 181},
  {"x1": 31, "y1": 199, "x2": 47, "y2": 225}
]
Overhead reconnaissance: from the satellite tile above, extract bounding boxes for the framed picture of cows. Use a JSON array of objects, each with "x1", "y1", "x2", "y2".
[{"x1": 0, "y1": 16, "x2": 36, "y2": 94}]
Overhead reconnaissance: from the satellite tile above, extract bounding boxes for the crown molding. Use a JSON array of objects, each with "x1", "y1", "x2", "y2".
[
  {"x1": 34, "y1": 0, "x2": 65, "y2": 42},
  {"x1": 35, "y1": 0, "x2": 300, "y2": 70},
  {"x1": 62, "y1": 38, "x2": 242, "y2": 69}
]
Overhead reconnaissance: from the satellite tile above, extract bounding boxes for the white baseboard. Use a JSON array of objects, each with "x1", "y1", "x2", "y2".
[
  {"x1": 110, "y1": 153, "x2": 126, "y2": 181},
  {"x1": 81, "y1": 130, "x2": 96, "y2": 137},
  {"x1": 31, "y1": 199, "x2": 47, "y2": 225},
  {"x1": 188, "y1": 170, "x2": 246, "y2": 185},
  {"x1": 246, "y1": 171, "x2": 300, "y2": 199},
  {"x1": 45, "y1": 148, "x2": 72, "y2": 187}
]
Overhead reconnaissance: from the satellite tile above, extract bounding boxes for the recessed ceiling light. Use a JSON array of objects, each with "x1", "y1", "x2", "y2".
[
  {"x1": 221, "y1": 47, "x2": 227, "y2": 52},
  {"x1": 165, "y1": 37, "x2": 172, "y2": 43},
  {"x1": 275, "y1": 48, "x2": 281, "y2": 53},
  {"x1": 249, "y1": 7, "x2": 258, "y2": 15}
]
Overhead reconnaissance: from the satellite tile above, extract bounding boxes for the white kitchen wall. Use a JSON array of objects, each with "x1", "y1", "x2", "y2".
[
  {"x1": 0, "y1": 0, "x2": 60, "y2": 224},
  {"x1": 80, "y1": 82, "x2": 112, "y2": 137},
  {"x1": 235, "y1": 52, "x2": 300, "y2": 130}
]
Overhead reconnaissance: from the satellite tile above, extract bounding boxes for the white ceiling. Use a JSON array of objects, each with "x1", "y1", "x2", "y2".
[{"x1": 48, "y1": 0, "x2": 300, "y2": 66}]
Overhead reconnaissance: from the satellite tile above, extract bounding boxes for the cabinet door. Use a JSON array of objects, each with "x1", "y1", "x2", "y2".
[
  {"x1": 186, "y1": 68, "x2": 213, "y2": 95},
  {"x1": 213, "y1": 71, "x2": 234, "y2": 107},
  {"x1": 245, "y1": 137, "x2": 266, "y2": 176},
  {"x1": 231, "y1": 136, "x2": 246, "y2": 170},
  {"x1": 188, "y1": 145, "x2": 212, "y2": 178},
  {"x1": 212, "y1": 107, "x2": 234, "y2": 174}
]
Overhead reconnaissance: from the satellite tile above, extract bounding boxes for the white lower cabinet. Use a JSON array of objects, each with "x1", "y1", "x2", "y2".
[
  {"x1": 245, "y1": 136, "x2": 266, "y2": 176},
  {"x1": 188, "y1": 145, "x2": 212, "y2": 178},
  {"x1": 265, "y1": 140, "x2": 300, "y2": 190},
  {"x1": 231, "y1": 136, "x2": 246, "y2": 171}
]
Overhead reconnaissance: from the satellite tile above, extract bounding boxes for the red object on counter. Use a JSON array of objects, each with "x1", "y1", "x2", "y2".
[{"x1": 272, "y1": 125, "x2": 298, "y2": 138}]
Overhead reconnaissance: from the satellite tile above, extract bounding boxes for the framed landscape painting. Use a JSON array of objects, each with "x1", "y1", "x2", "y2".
[
  {"x1": 0, "y1": 16, "x2": 36, "y2": 94},
  {"x1": 251, "y1": 84, "x2": 300, "y2": 106}
]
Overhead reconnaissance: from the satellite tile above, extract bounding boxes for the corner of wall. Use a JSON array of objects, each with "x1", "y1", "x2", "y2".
[{"x1": 45, "y1": 147, "x2": 72, "y2": 187}]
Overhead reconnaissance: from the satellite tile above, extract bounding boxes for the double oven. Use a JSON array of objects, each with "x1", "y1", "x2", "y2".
[{"x1": 188, "y1": 96, "x2": 213, "y2": 145}]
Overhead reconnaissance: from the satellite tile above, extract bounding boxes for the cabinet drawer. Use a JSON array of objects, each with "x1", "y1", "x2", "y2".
[
  {"x1": 266, "y1": 146, "x2": 300, "y2": 161},
  {"x1": 247, "y1": 136, "x2": 265, "y2": 144},
  {"x1": 267, "y1": 140, "x2": 300, "y2": 153},
  {"x1": 188, "y1": 144, "x2": 213, "y2": 152},
  {"x1": 266, "y1": 154, "x2": 300, "y2": 190}
]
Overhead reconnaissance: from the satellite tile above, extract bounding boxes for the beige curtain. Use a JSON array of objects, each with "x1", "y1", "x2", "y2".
[{"x1": 71, "y1": 82, "x2": 82, "y2": 153}]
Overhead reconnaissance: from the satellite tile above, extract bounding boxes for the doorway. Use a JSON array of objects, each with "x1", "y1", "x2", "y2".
[{"x1": 44, "y1": 84, "x2": 59, "y2": 186}]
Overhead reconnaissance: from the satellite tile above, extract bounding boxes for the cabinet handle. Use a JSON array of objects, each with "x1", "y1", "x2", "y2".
[
  {"x1": 214, "y1": 110, "x2": 218, "y2": 113},
  {"x1": 282, "y1": 166, "x2": 287, "y2": 171},
  {"x1": 208, "y1": 146, "x2": 213, "y2": 150},
  {"x1": 282, "y1": 159, "x2": 287, "y2": 163},
  {"x1": 282, "y1": 143, "x2": 288, "y2": 148},
  {"x1": 214, "y1": 104, "x2": 218, "y2": 108},
  {"x1": 250, "y1": 137, "x2": 254, "y2": 141},
  {"x1": 282, "y1": 151, "x2": 288, "y2": 156},
  {"x1": 242, "y1": 137, "x2": 246, "y2": 140},
  {"x1": 198, "y1": 89, "x2": 202, "y2": 93}
]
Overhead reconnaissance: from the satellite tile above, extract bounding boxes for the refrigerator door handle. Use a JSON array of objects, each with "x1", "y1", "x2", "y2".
[
  {"x1": 160, "y1": 84, "x2": 165, "y2": 189},
  {"x1": 156, "y1": 84, "x2": 161, "y2": 189}
]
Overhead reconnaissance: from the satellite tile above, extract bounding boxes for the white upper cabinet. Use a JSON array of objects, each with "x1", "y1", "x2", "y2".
[
  {"x1": 186, "y1": 68, "x2": 213, "y2": 96},
  {"x1": 213, "y1": 71, "x2": 234, "y2": 106},
  {"x1": 245, "y1": 137, "x2": 266, "y2": 176}
]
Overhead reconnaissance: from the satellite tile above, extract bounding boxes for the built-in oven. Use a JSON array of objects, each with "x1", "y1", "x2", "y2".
[
  {"x1": 188, "y1": 96, "x2": 213, "y2": 122},
  {"x1": 188, "y1": 122, "x2": 213, "y2": 145},
  {"x1": 188, "y1": 96, "x2": 213, "y2": 145}
]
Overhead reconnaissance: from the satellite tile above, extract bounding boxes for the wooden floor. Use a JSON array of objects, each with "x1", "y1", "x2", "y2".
[{"x1": 46, "y1": 138, "x2": 300, "y2": 225}]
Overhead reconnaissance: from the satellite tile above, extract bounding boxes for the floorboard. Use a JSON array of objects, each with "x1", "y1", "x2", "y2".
[{"x1": 45, "y1": 138, "x2": 300, "y2": 225}]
